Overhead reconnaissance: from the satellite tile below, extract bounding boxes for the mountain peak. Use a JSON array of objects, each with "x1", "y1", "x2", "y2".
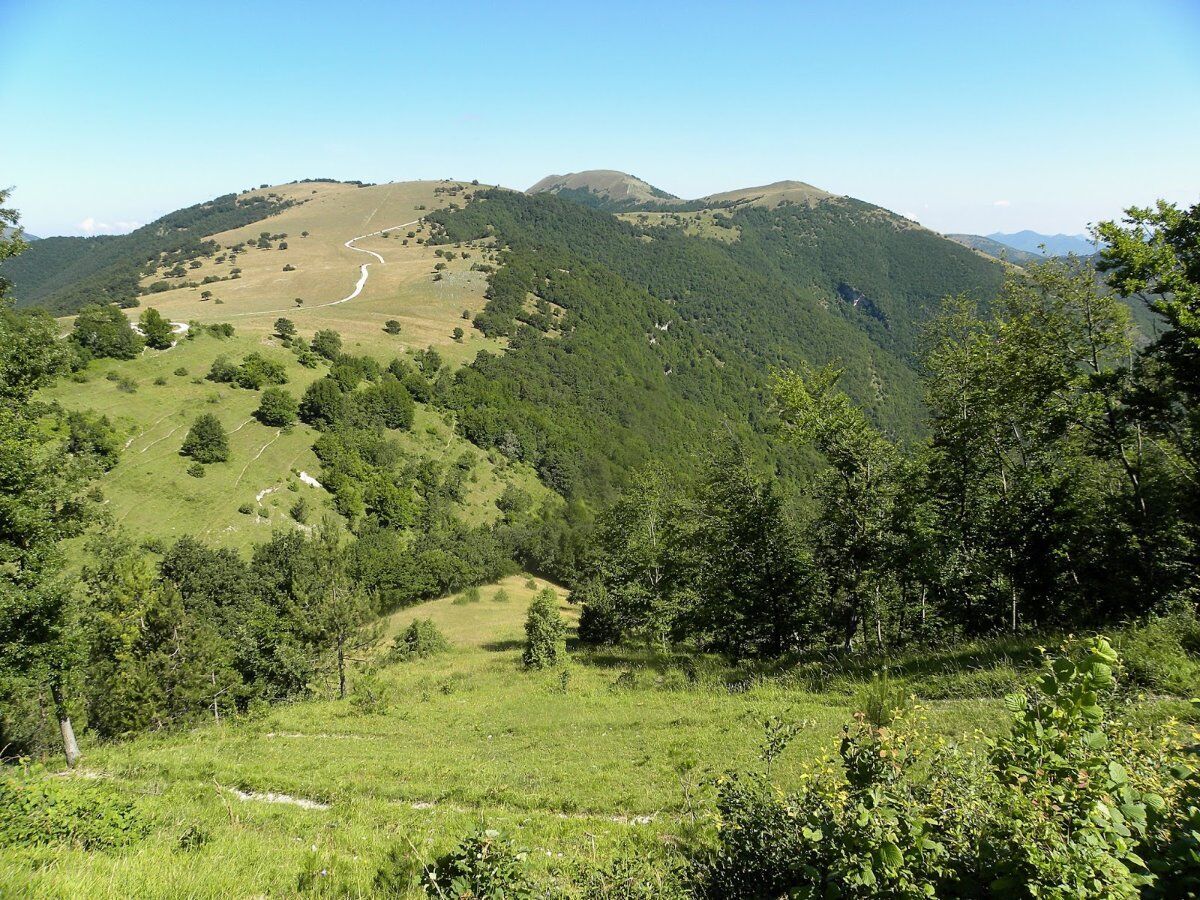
[{"x1": 526, "y1": 170, "x2": 681, "y2": 210}]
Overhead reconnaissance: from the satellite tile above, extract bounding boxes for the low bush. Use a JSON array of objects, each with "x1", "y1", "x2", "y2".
[
  {"x1": 691, "y1": 637, "x2": 1200, "y2": 899},
  {"x1": 0, "y1": 773, "x2": 147, "y2": 850},
  {"x1": 391, "y1": 618, "x2": 450, "y2": 661},
  {"x1": 421, "y1": 828, "x2": 532, "y2": 898}
]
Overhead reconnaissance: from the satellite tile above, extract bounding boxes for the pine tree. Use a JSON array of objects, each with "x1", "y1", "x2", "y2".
[{"x1": 523, "y1": 588, "x2": 565, "y2": 669}]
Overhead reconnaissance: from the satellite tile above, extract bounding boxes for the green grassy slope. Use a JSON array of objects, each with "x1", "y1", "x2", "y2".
[
  {"x1": 7, "y1": 577, "x2": 1191, "y2": 897},
  {"x1": 1, "y1": 577, "x2": 1011, "y2": 898},
  {"x1": 43, "y1": 328, "x2": 549, "y2": 555}
]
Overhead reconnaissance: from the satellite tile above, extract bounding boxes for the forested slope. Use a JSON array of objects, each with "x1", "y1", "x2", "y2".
[
  {"x1": 1, "y1": 192, "x2": 293, "y2": 314},
  {"x1": 428, "y1": 189, "x2": 1003, "y2": 499}
]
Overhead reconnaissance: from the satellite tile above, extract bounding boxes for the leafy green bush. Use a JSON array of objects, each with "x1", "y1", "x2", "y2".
[
  {"x1": 425, "y1": 828, "x2": 532, "y2": 898},
  {"x1": 256, "y1": 386, "x2": 299, "y2": 426},
  {"x1": 392, "y1": 618, "x2": 450, "y2": 661},
  {"x1": 452, "y1": 585, "x2": 482, "y2": 605},
  {"x1": 692, "y1": 637, "x2": 1199, "y2": 899},
  {"x1": 523, "y1": 588, "x2": 565, "y2": 669},
  {"x1": 0, "y1": 773, "x2": 147, "y2": 849},
  {"x1": 180, "y1": 413, "x2": 229, "y2": 463}
]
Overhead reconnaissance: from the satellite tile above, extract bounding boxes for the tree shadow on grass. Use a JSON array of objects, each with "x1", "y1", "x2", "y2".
[{"x1": 480, "y1": 639, "x2": 522, "y2": 652}]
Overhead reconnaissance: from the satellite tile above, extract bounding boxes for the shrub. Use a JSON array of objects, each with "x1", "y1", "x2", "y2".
[
  {"x1": 180, "y1": 413, "x2": 229, "y2": 463},
  {"x1": 289, "y1": 496, "x2": 309, "y2": 523},
  {"x1": 311, "y1": 329, "x2": 342, "y2": 360},
  {"x1": 0, "y1": 774, "x2": 146, "y2": 850},
  {"x1": 576, "y1": 581, "x2": 622, "y2": 646},
  {"x1": 493, "y1": 589, "x2": 511, "y2": 603},
  {"x1": 70, "y1": 302, "x2": 144, "y2": 359},
  {"x1": 238, "y1": 502, "x2": 254, "y2": 514},
  {"x1": 349, "y1": 668, "x2": 391, "y2": 715},
  {"x1": 392, "y1": 619, "x2": 450, "y2": 661},
  {"x1": 299, "y1": 377, "x2": 347, "y2": 429},
  {"x1": 187, "y1": 462, "x2": 206, "y2": 478},
  {"x1": 139, "y1": 307, "x2": 175, "y2": 349},
  {"x1": 523, "y1": 588, "x2": 565, "y2": 669},
  {"x1": 692, "y1": 637, "x2": 1191, "y2": 899},
  {"x1": 424, "y1": 829, "x2": 532, "y2": 899},
  {"x1": 206, "y1": 355, "x2": 238, "y2": 383},
  {"x1": 154, "y1": 375, "x2": 167, "y2": 386},
  {"x1": 174, "y1": 366, "x2": 188, "y2": 376},
  {"x1": 384, "y1": 319, "x2": 402, "y2": 335},
  {"x1": 235, "y1": 352, "x2": 288, "y2": 390},
  {"x1": 856, "y1": 669, "x2": 913, "y2": 727}
]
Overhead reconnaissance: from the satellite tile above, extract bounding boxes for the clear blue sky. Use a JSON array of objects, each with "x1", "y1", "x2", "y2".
[{"x1": 2, "y1": 0, "x2": 1197, "y2": 237}]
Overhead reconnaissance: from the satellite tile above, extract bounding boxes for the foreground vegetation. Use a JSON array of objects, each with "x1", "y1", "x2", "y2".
[{"x1": 1, "y1": 586, "x2": 1198, "y2": 897}]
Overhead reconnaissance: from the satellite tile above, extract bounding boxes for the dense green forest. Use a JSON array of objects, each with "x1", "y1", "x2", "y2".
[
  {"x1": 0, "y1": 191, "x2": 292, "y2": 314},
  {"x1": 425, "y1": 188, "x2": 1002, "y2": 501}
]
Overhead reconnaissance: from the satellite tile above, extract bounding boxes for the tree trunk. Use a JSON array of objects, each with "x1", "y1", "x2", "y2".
[
  {"x1": 50, "y1": 680, "x2": 80, "y2": 769},
  {"x1": 337, "y1": 634, "x2": 346, "y2": 699}
]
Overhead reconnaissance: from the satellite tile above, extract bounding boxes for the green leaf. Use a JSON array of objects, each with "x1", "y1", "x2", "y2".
[{"x1": 879, "y1": 841, "x2": 904, "y2": 871}]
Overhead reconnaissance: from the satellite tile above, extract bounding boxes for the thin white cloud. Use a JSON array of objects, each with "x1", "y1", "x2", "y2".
[
  {"x1": 78, "y1": 217, "x2": 141, "y2": 235},
  {"x1": 992, "y1": 200, "x2": 1011, "y2": 208}
]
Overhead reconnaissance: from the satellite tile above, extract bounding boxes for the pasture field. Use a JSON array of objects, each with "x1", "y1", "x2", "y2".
[
  {"x1": 42, "y1": 327, "x2": 548, "y2": 553},
  {"x1": 0, "y1": 577, "x2": 1019, "y2": 899},
  {"x1": 135, "y1": 180, "x2": 505, "y2": 367}
]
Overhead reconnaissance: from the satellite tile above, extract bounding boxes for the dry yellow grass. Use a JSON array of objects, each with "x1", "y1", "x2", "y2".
[{"x1": 136, "y1": 180, "x2": 505, "y2": 366}]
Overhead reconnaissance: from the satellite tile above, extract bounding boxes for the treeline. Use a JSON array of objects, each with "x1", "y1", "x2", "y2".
[
  {"x1": 572, "y1": 204, "x2": 1200, "y2": 654},
  {"x1": 1, "y1": 192, "x2": 292, "y2": 314}
]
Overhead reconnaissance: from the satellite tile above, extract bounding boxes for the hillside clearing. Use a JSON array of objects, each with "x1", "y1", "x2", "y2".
[{"x1": 0, "y1": 576, "x2": 1025, "y2": 897}]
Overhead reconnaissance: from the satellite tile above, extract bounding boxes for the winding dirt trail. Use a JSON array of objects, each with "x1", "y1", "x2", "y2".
[{"x1": 227, "y1": 220, "x2": 420, "y2": 318}]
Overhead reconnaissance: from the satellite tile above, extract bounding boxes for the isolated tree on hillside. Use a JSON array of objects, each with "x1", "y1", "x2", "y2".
[
  {"x1": 180, "y1": 413, "x2": 229, "y2": 464},
  {"x1": 452, "y1": 327, "x2": 464, "y2": 342},
  {"x1": 384, "y1": 319, "x2": 402, "y2": 335},
  {"x1": 523, "y1": 588, "x2": 565, "y2": 669},
  {"x1": 255, "y1": 387, "x2": 298, "y2": 427},
  {"x1": 274, "y1": 317, "x2": 296, "y2": 339},
  {"x1": 0, "y1": 195, "x2": 99, "y2": 766},
  {"x1": 139, "y1": 307, "x2": 174, "y2": 350}
]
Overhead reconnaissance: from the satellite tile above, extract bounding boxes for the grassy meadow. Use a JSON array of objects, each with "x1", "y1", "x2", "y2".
[
  {"x1": 0, "y1": 575, "x2": 1032, "y2": 898},
  {"x1": 42, "y1": 327, "x2": 548, "y2": 554}
]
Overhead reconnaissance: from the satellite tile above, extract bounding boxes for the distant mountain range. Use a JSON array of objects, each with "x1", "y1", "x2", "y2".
[
  {"x1": 1, "y1": 226, "x2": 37, "y2": 241},
  {"x1": 945, "y1": 234, "x2": 1046, "y2": 265},
  {"x1": 526, "y1": 170, "x2": 834, "y2": 212},
  {"x1": 986, "y1": 230, "x2": 1098, "y2": 257}
]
